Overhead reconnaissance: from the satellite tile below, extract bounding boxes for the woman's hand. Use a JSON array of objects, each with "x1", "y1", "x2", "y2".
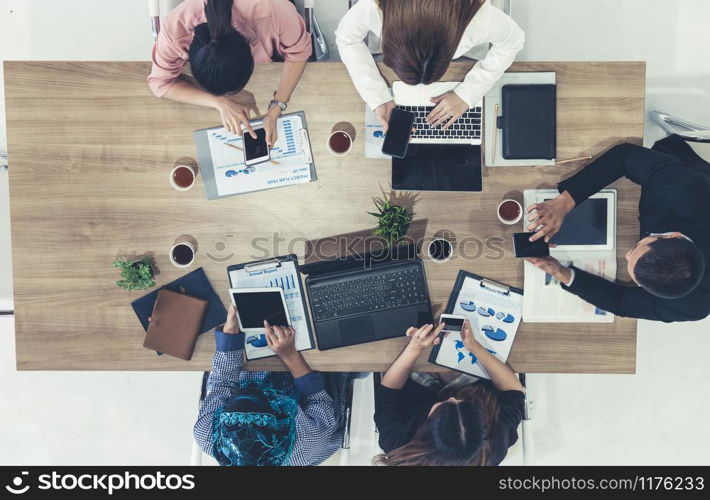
[
  {"x1": 264, "y1": 321, "x2": 298, "y2": 359},
  {"x1": 213, "y1": 96, "x2": 256, "y2": 138},
  {"x1": 460, "y1": 320, "x2": 481, "y2": 353},
  {"x1": 405, "y1": 323, "x2": 445, "y2": 353},
  {"x1": 223, "y1": 304, "x2": 240, "y2": 335},
  {"x1": 525, "y1": 256, "x2": 573, "y2": 285},
  {"x1": 526, "y1": 191, "x2": 576, "y2": 243},
  {"x1": 262, "y1": 106, "x2": 281, "y2": 147},
  {"x1": 427, "y1": 91, "x2": 469, "y2": 129},
  {"x1": 375, "y1": 100, "x2": 395, "y2": 132}
]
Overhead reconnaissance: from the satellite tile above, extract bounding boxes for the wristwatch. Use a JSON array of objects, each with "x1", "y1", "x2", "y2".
[{"x1": 269, "y1": 92, "x2": 288, "y2": 112}]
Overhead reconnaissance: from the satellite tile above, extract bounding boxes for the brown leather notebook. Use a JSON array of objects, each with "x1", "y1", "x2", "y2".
[{"x1": 143, "y1": 289, "x2": 209, "y2": 360}]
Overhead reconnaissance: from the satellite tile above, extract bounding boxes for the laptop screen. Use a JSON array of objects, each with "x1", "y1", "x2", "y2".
[{"x1": 549, "y1": 198, "x2": 608, "y2": 246}]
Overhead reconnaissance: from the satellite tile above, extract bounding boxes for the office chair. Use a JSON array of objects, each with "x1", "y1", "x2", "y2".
[{"x1": 650, "y1": 111, "x2": 710, "y2": 143}]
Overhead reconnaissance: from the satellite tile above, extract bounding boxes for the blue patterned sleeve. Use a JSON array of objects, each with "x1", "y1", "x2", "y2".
[{"x1": 193, "y1": 330, "x2": 245, "y2": 457}]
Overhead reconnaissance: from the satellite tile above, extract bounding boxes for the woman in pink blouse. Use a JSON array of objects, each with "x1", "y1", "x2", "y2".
[{"x1": 149, "y1": 0, "x2": 311, "y2": 145}]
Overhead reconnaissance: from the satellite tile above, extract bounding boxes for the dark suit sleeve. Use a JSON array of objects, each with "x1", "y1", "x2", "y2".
[
  {"x1": 374, "y1": 385, "x2": 410, "y2": 453},
  {"x1": 564, "y1": 267, "x2": 682, "y2": 322},
  {"x1": 558, "y1": 143, "x2": 679, "y2": 204}
]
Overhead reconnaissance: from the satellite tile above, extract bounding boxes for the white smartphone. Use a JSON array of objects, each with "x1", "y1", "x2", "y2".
[
  {"x1": 229, "y1": 287, "x2": 290, "y2": 334},
  {"x1": 243, "y1": 121, "x2": 270, "y2": 166},
  {"x1": 439, "y1": 314, "x2": 466, "y2": 334}
]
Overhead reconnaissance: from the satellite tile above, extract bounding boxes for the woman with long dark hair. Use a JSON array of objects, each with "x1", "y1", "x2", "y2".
[
  {"x1": 374, "y1": 320, "x2": 525, "y2": 466},
  {"x1": 336, "y1": 0, "x2": 524, "y2": 131},
  {"x1": 149, "y1": 0, "x2": 311, "y2": 145}
]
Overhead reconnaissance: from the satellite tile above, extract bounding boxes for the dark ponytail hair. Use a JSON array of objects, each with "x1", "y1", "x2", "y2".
[
  {"x1": 374, "y1": 383, "x2": 500, "y2": 466},
  {"x1": 189, "y1": 0, "x2": 254, "y2": 95}
]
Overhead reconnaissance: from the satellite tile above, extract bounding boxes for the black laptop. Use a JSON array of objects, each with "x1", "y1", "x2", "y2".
[{"x1": 300, "y1": 244, "x2": 434, "y2": 350}]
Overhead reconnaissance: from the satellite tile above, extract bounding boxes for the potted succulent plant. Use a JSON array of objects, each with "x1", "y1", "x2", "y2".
[
  {"x1": 369, "y1": 196, "x2": 413, "y2": 247},
  {"x1": 113, "y1": 257, "x2": 156, "y2": 291}
]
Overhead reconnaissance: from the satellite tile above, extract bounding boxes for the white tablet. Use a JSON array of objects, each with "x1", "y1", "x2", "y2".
[
  {"x1": 523, "y1": 189, "x2": 616, "y2": 251},
  {"x1": 229, "y1": 288, "x2": 291, "y2": 334}
]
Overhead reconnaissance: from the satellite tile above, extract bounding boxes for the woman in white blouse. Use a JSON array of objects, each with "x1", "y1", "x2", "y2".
[{"x1": 336, "y1": 0, "x2": 525, "y2": 131}]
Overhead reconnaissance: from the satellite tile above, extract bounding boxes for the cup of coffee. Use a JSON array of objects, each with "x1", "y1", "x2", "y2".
[
  {"x1": 170, "y1": 241, "x2": 195, "y2": 268},
  {"x1": 497, "y1": 199, "x2": 522, "y2": 225},
  {"x1": 427, "y1": 238, "x2": 453, "y2": 263},
  {"x1": 170, "y1": 164, "x2": 196, "y2": 191},
  {"x1": 327, "y1": 130, "x2": 353, "y2": 156}
]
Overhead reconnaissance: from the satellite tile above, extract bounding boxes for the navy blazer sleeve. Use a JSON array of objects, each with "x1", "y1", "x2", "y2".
[
  {"x1": 557, "y1": 143, "x2": 679, "y2": 204},
  {"x1": 563, "y1": 268, "x2": 695, "y2": 322}
]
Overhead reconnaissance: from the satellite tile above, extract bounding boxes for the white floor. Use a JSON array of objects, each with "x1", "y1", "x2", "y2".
[{"x1": 1, "y1": 0, "x2": 710, "y2": 465}]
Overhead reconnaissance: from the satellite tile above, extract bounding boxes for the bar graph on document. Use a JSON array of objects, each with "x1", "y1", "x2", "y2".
[{"x1": 207, "y1": 114, "x2": 313, "y2": 196}]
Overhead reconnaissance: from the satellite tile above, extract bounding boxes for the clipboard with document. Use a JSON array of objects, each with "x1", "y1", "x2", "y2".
[
  {"x1": 227, "y1": 255, "x2": 315, "y2": 360},
  {"x1": 429, "y1": 271, "x2": 523, "y2": 379}
]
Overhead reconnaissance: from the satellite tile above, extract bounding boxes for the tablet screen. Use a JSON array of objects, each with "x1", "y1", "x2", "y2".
[
  {"x1": 232, "y1": 291, "x2": 289, "y2": 328},
  {"x1": 549, "y1": 198, "x2": 608, "y2": 246}
]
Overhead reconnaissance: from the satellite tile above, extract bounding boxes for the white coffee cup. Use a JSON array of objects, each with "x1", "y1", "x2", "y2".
[
  {"x1": 497, "y1": 199, "x2": 523, "y2": 225},
  {"x1": 169, "y1": 164, "x2": 197, "y2": 191},
  {"x1": 427, "y1": 238, "x2": 453, "y2": 263},
  {"x1": 169, "y1": 241, "x2": 196, "y2": 268},
  {"x1": 327, "y1": 130, "x2": 353, "y2": 156}
]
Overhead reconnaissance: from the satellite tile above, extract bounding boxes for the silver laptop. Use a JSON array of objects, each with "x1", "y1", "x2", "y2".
[{"x1": 392, "y1": 81, "x2": 483, "y2": 145}]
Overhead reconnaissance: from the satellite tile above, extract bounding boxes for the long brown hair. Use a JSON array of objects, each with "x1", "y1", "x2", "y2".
[
  {"x1": 373, "y1": 383, "x2": 500, "y2": 466},
  {"x1": 378, "y1": 0, "x2": 484, "y2": 85}
]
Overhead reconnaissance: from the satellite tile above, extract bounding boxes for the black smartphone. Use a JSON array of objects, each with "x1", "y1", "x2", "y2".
[
  {"x1": 513, "y1": 232, "x2": 550, "y2": 258},
  {"x1": 382, "y1": 108, "x2": 415, "y2": 158},
  {"x1": 243, "y1": 127, "x2": 270, "y2": 166}
]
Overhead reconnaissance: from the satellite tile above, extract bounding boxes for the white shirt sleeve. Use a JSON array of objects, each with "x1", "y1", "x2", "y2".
[
  {"x1": 335, "y1": 0, "x2": 393, "y2": 110},
  {"x1": 565, "y1": 268, "x2": 576, "y2": 286},
  {"x1": 453, "y1": 2, "x2": 525, "y2": 107}
]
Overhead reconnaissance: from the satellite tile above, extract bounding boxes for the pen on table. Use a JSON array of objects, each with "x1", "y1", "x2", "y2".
[
  {"x1": 555, "y1": 155, "x2": 592, "y2": 166},
  {"x1": 222, "y1": 142, "x2": 280, "y2": 166},
  {"x1": 532, "y1": 155, "x2": 592, "y2": 168}
]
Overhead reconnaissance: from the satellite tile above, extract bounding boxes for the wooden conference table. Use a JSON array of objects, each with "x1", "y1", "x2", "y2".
[{"x1": 5, "y1": 60, "x2": 645, "y2": 372}]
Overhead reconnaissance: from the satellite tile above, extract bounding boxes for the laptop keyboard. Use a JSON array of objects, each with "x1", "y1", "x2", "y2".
[
  {"x1": 309, "y1": 266, "x2": 428, "y2": 322},
  {"x1": 398, "y1": 105, "x2": 482, "y2": 141}
]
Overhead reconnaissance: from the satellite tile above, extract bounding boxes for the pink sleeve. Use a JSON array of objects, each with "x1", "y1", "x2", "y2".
[
  {"x1": 148, "y1": 27, "x2": 188, "y2": 98},
  {"x1": 270, "y1": 0, "x2": 311, "y2": 62}
]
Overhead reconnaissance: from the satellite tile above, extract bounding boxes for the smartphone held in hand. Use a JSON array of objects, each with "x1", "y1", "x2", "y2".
[
  {"x1": 382, "y1": 108, "x2": 415, "y2": 158},
  {"x1": 513, "y1": 232, "x2": 550, "y2": 258}
]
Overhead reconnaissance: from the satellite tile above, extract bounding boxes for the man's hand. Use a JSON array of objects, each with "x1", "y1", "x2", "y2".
[
  {"x1": 526, "y1": 190, "x2": 576, "y2": 243},
  {"x1": 262, "y1": 106, "x2": 281, "y2": 147},
  {"x1": 264, "y1": 321, "x2": 298, "y2": 359},
  {"x1": 213, "y1": 96, "x2": 256, "y2": 138},
  {"x1": 525, "y1": 256, "x2": 573, "y2": 285},
  {"x1": 405, "y1": 323, "x2": 445, "y2": 353},
  {"x1": 375, "y1": 100, "x2": 395, "y2": 133},
  {"x1": 427, "y1": 91, "x2": 469, "y2": 129},
  {"x1": 223, "y1": 304, "x2": 240, "y2": 335}
]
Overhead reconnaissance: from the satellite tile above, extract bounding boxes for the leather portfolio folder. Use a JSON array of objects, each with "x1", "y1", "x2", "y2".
[{"x1": 143, "y1": 289, "x2": 208, "y2": 360}]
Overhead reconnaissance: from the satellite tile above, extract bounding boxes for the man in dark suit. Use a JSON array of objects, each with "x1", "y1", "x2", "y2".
[{"x1": 525, "y1": 135, "x2": 709, "y2": 322}]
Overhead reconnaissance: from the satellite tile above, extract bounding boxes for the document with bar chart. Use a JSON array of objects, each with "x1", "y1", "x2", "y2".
[
  {"x1": 194, "y1": 112, "x2": 316, "y2": 200},
  {"x1": 227, "y1": 255, "x2": 314, "y2": 360}
]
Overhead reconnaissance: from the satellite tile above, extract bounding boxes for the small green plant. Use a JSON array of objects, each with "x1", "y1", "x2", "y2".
[
  {"x1": 369, "y1": 196, "x2": 413, "y2": 247},
  {"x1": 113, "y1": 257, "x2": 156, "y2": 291}
]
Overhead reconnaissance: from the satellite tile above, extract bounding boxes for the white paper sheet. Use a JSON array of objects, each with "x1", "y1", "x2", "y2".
[
  {"x1": 522, "y1": 253, "x2": 616, "y2": 323},
  {"x1": 364, "y1": 106, "x2": 389, "y2": 159}
]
